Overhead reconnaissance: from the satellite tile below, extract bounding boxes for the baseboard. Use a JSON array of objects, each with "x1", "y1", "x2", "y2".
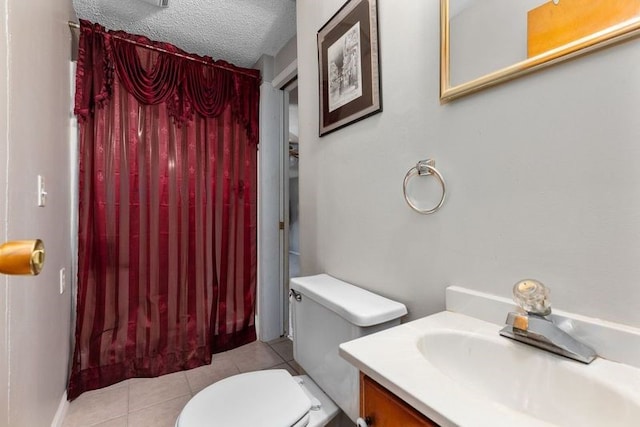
[{"x1": 50, "y1": 390, "x2": 69, "y2": 427}]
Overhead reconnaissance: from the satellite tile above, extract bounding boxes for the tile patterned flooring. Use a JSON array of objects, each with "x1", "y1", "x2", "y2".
[{"x1": 63, "y1": 338, "x2": 301, "y2": 427}]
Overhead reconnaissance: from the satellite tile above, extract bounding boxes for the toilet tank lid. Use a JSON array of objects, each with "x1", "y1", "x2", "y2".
[{"x1": 290, "y1": 274, "x2": 407, "y2": 327}]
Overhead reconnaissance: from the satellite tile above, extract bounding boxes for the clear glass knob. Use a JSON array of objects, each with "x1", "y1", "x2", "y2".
[{"x1": 513, "y1": 279, "x2": 551, "y2": 315}]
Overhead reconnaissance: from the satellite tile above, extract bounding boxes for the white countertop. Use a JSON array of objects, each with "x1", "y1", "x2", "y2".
[{"x1": 339, "y1": 311, "x2": 640, "y2": 427}]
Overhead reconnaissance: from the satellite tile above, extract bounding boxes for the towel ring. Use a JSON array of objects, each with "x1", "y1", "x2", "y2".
[{"x1": 403, "y1": 159, "x2": 446, "y2": 215}]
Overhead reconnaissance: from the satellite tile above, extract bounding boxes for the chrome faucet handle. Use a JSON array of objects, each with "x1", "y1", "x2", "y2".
[{"x1": 513, "y1": 279, "x2": 551, "y2": 316}]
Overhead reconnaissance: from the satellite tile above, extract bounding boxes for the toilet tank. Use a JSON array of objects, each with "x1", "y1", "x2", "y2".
[{"x1": 290, "y1": 274, "x2": 407, "y2": 422}]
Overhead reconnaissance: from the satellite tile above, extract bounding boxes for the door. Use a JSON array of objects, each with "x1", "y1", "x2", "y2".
[
  {"x1": 280, "y1": 79, "x2": 299, "y2": 336},
  {"x1": 0, "y1": 8, "x2": 9, "y2": 420}
]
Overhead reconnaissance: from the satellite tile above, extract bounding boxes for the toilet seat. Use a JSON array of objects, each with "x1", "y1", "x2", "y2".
[{"x1": 176, "y1": 369, "x2": 312, "y2": 427}]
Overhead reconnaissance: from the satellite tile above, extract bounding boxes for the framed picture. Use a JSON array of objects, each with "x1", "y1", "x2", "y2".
[{"x1": 318, "y1": 0, "x2": 381, "y2": 136}]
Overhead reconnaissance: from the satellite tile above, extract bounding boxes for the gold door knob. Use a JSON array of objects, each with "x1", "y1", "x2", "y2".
[{"x1": 0, "y1": 239, "x2": 45, "y2": 275}]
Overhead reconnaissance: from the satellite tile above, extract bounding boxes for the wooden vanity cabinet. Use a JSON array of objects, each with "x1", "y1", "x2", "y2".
[{"x1": 360, "y1": 374, "x2": 439, "y2": 427}]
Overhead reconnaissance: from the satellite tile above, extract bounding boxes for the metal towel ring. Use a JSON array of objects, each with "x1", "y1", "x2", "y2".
[{"x1": 403, "y1": 159, "x2": 446, "y2": 215}]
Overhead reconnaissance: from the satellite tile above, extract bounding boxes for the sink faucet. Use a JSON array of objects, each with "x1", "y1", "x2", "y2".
[{"x1": 499, "y1": 279, "x2": 597, "y2": 364}]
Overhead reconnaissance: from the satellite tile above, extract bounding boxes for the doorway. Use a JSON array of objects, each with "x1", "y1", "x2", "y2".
[{"x1": 281, "y1": 80, "x2": 298, "y2": 337}]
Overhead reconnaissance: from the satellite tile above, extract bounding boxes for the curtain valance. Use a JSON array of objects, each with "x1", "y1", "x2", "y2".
[{"x1": 74, "y1": 20, "x2": 261, "y2": 144}]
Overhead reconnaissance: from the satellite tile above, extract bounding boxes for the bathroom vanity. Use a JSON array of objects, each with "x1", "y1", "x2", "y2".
[
  {"x1": 340, "y1": 286, "x2": 640, "y2": 427},
  {"x1": 360, "y1": 374, "x2": 437, "y2": 427}
]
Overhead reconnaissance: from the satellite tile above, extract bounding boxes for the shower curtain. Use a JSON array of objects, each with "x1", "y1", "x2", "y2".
[{"x1": 68, "y1": 21, "x2": 259, "y2": 399}]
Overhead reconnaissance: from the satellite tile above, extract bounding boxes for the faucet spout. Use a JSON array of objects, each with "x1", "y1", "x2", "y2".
[
  {"x1": 499, "y1": 312, "x2": 597, "y2": 364},
  {"x1": 499, "y1": 280, "x2": 597, "y2": 364}
]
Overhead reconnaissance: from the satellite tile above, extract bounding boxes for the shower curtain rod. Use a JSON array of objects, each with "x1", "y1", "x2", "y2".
[{"x1": 68, "y1": 21, "x2": 260, "y2": 80}]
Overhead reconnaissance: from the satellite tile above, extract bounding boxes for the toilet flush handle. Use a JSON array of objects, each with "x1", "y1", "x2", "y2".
[{"x1": 289, "y1": 289, "x2": 302, "y2": 302}]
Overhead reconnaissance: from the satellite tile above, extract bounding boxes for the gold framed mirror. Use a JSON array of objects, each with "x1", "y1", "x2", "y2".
[{"x1": 440, "y1": 0, "x2": 640, "y2": 103}]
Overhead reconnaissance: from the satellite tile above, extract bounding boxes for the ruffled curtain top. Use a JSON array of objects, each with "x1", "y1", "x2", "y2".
[{"x1": 74, "y1": 20, "x2": 261, "y2": 144}]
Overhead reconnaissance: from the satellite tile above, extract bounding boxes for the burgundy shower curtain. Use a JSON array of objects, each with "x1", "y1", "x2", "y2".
[{"x1": 68, "y1": 21, "x2": 260, "y2": 399}]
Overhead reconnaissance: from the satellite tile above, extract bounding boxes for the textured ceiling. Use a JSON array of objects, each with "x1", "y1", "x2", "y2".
[{"x1": 72, "y1": 0, "x2": 297, "y2": 68}]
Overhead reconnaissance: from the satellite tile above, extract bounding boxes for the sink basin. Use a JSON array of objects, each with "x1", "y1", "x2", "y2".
[
  {"x1": 340, "y1": 311, "x2": 640, "y2": 427},
  {"x1": 417, "y1": 329, "x2": 640, "y2": 427}
]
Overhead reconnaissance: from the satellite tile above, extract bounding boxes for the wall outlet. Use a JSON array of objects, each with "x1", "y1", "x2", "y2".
[{"x1": 59, "y1": 268, "x2": 66, "y2": 294}]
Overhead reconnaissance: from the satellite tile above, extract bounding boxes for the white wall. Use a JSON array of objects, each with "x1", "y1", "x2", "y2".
[
  {"x1": 296, "y1": 0, "x2": 640, "y2": 328},
  {"x1": 0, "y1": 0, "x2": 74, "y2": 425}
]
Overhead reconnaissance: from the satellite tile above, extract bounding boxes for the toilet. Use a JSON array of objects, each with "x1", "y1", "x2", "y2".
[{"x1": 176, "y1": 274, "x2": 407, "y2": 427}]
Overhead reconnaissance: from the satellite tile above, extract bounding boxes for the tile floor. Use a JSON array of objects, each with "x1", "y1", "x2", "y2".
[{"x1": 63, "y1": 337, "x2": 302, "y2": 427}]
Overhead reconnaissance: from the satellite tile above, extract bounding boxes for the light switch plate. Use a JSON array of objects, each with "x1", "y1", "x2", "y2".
[
  {"x1": 59, "y1": 267, "x2": 66, "y2": 294},
  {"x1": 37, "y1": 175, "x2": 47, "y2": 207}
]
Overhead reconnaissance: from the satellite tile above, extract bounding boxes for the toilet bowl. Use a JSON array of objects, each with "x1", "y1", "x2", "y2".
[
  {"x1": 176, "y1": 274, "x2": 407, "y2": 427},
  {"x1": 175, "y1": 369, "x2": 338, "y2": 427}
]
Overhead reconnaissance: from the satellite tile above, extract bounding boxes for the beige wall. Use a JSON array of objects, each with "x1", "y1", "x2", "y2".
[
  {"x1": 296, "y1": 0, "x2": 640, "y2": 328},
  {"x1": 0, "y1": 0, "x2": 75, "y2": 425}
]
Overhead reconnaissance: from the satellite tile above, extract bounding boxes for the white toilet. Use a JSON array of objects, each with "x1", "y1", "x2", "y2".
[{"x1": 176, "y1": 274, "x2": 407, "y2": 427}]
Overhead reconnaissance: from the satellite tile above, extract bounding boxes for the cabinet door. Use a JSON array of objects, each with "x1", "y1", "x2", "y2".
[{"x1": 360, "y1": 374, "x2": 438, "y2": 427}]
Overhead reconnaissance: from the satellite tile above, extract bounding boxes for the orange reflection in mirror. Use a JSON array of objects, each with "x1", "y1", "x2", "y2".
[{"x1": 527, "y1": 0, "x2": 640, "y2": 57}]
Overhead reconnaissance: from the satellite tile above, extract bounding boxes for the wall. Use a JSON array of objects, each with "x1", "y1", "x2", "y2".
[
  {"x1": 275, "y1": 36, "x2": 298, "y2": 78},
  {"x1": 273, "y1": 35, "x2": 298, "y2": 89},
  {"x1": 296, "y1": 0, "x2": 640, "y2": 328},
  {"x1": 0, "y1": 0, "x2": 75, "y2": 425}
]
